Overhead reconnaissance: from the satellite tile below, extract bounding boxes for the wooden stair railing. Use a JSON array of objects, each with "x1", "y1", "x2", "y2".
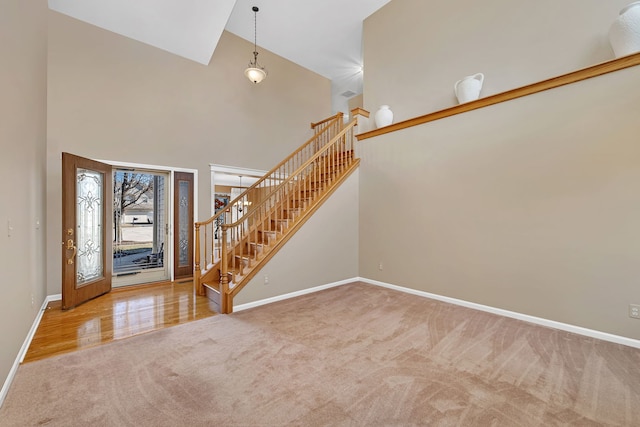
[
  {"x1": 194, "y1": 113, "x2": 346, "y2": 307},
  {"x1": 218, "y1": 120, "x2": 359, "y2": 312},
  {"x1": 196, "y1": 118, "x2": 360, "y2": 314}
]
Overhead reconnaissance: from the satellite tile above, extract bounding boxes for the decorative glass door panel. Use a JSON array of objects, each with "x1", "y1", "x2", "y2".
[
  {"x1": 174, "y1": 172, "x2": 194, "y2": 280},
  {"x1": 178, "y1": 180, "x2": 190, "y2": 266},
  {"x1": 76, "y1": 168, "x2": 104, "y2": 285}
]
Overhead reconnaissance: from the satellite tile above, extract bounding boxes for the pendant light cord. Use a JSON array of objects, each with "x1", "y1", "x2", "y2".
[{"x1": 253, "y1": 7, "x2": 259, "y2": 61}]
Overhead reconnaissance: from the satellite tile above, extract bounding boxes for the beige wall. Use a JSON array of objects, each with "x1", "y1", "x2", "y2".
[
  {"x1": 358, "y1": 65, "x2": 640, "y2": 339},
  {"x1": 360, "y1": 0, "x2": 640, "y2": 340},
  {"x1": 0, "y1": 0, "x2": 47, "y2": 397},
  {"x1": 363, "y1": 0, "x2": 631, "y2": 122},
  {"x1": 47, "y1": 12, "x2": 331, "y2": 295},
  {"x1": 236, "y1": 171, "x2": 359, "y2": 305},
  {"x1": 347, "y1": 94, "x2": 363, "y2": 114}
]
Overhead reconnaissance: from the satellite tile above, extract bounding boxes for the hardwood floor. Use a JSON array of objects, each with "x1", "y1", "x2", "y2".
[{"x1": 23, "y1": 280, "x2": 218, "y2": 363}]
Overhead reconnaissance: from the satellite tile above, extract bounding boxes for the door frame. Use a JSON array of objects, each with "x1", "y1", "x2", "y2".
[{"x1": 101, "y1": 159, "x2": 198, "y2": 283}]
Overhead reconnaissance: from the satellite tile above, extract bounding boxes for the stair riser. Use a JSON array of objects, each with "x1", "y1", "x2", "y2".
[
  {"x1": 307, "y1": 180, "x2": 332, "y2": 188},
  {"x1": 232, "y1": 256, "x2": 250, "y2": 269},
  {"x1": 204, "y1": 285, "x2": 221, "y2": 313},
  {"x1": 315, "y1": 161, "x2": 351, "y2": 170},
  {"x1": 270, "y1": 220, "x2": 288, "y2": 233},
  {"x1": 316, "y1": 151, "x2": 353, "y2": 160},
  {"x1": 278, "y1": 209, "x2": 300, "y2": 219},
  {"x1": 286, "y1": 199, "x2": 309, "y2": 209},
  {"x1": 247, "y1": 242, "x2": 264, "y2": 255},
  {"x1": 294, "y1": 189, "x2": 319, "y2": 198},
  {"x1": 257, "y1": 230, "x2": 277, "y2": 245}
]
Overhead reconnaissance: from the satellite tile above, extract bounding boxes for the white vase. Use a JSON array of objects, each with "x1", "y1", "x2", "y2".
[
  {"x1": 374, "y1": 105, "x2": 393, "y2": 128},
  {"x1": 609, "y1": 2, "x2": 640, "y2": 58},
  {"x1": 454, "y1": 73, "x2": 484, "y2": 104}
]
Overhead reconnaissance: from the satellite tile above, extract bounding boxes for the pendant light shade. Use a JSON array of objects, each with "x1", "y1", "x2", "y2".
[
  {"x1": 245, "y1": 65, "x2": 266, "y2": 84},
  {"x1": 245, "y1": 6, "x2": 267, "y2": 84}
]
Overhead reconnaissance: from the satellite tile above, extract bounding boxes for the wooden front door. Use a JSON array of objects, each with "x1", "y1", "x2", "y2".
[
  {"x1": 62, "y1": 153, "x2": 113, "y2": 309},
  {"x1": 173, "y1": 172, "x2": 194, "y2": 280}
]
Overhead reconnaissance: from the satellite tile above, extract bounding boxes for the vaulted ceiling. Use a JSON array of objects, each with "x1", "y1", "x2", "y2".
[{"x1": 48, "y1": 0, "x2": 391, "y2": 114}]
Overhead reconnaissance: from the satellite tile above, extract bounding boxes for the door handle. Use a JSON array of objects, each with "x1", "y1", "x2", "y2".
[{"x1": 66, "y1": 239, "x2": 77, "y2": 265}]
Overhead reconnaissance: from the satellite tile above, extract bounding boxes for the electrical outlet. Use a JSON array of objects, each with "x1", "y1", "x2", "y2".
[
  {"x1": 630, "y1": 304, "x2": 640, "y2": 319},
  {"x1": 264, "y1": 275, "x2": 269, "y2": 285},
  {"x1": 378, "y1": 262, "x2": 383, "y2": 271}
]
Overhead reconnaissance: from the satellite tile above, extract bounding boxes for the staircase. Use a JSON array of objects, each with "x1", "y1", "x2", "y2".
[{"x1": 194, "y1": 113, "x2": 360, "y2": 313}]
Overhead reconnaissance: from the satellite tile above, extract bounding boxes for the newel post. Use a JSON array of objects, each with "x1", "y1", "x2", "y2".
[
  {"x1": 350, "y1": 108, "x2": 369, "y2": 158},
  {"x1": 220, "y1": 226, "x2": 230, "y2": 313},
  {"x1": 194, "y1": 223, "x2": 202, "y2": 295},
  {"x1": 350, "y1": 108, "x2": 370, "y2": 134}
]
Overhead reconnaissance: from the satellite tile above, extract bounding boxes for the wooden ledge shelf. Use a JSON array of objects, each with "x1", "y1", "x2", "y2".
[{"x1": 357, "y1": 52, "x2": 640, "y2": 141}]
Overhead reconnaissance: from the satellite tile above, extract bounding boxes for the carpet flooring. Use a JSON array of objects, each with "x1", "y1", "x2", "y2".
[{"x1": 1, "y1": 282, "x2": 640, "y2": 426}]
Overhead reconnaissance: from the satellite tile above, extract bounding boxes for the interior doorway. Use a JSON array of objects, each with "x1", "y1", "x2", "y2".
[
  {"x1": 210, "y1": 164, "x2": 265, "y2": 255},
  {"x1": 209, "y1": 164, "x2": 266, "y2": 217}
]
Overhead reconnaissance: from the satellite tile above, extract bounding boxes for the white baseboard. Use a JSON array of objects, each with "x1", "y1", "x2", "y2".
[
  {"x1": 358, "y1": 277, "x2": 640, "y2": 350},
  {"x1": 233, "y1": 278, "x2": 357, "y2": 312},
  {"x1": 47, "y1": 294, "x2": 62, "y2": 303},
  {"x1": 234, "y1": 277, "x2": 640, "y2": 349},
  {"x1": 0, "y1": 294, "x2": 61, "y2": 407}
]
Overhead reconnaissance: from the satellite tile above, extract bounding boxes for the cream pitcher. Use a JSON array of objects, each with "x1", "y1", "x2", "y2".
[{"x1": 454, "y1": 73, "x2": 484, "y2": 104}]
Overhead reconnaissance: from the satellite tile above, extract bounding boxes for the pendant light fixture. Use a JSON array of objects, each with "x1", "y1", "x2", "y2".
[{"x1": 244, "y1": 6, "x2": 267, "y2": 84}]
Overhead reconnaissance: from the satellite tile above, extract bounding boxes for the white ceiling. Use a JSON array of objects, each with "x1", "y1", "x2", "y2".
[{"x1": 48, "y1": 0, "x2": 390, "y2": 114}]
